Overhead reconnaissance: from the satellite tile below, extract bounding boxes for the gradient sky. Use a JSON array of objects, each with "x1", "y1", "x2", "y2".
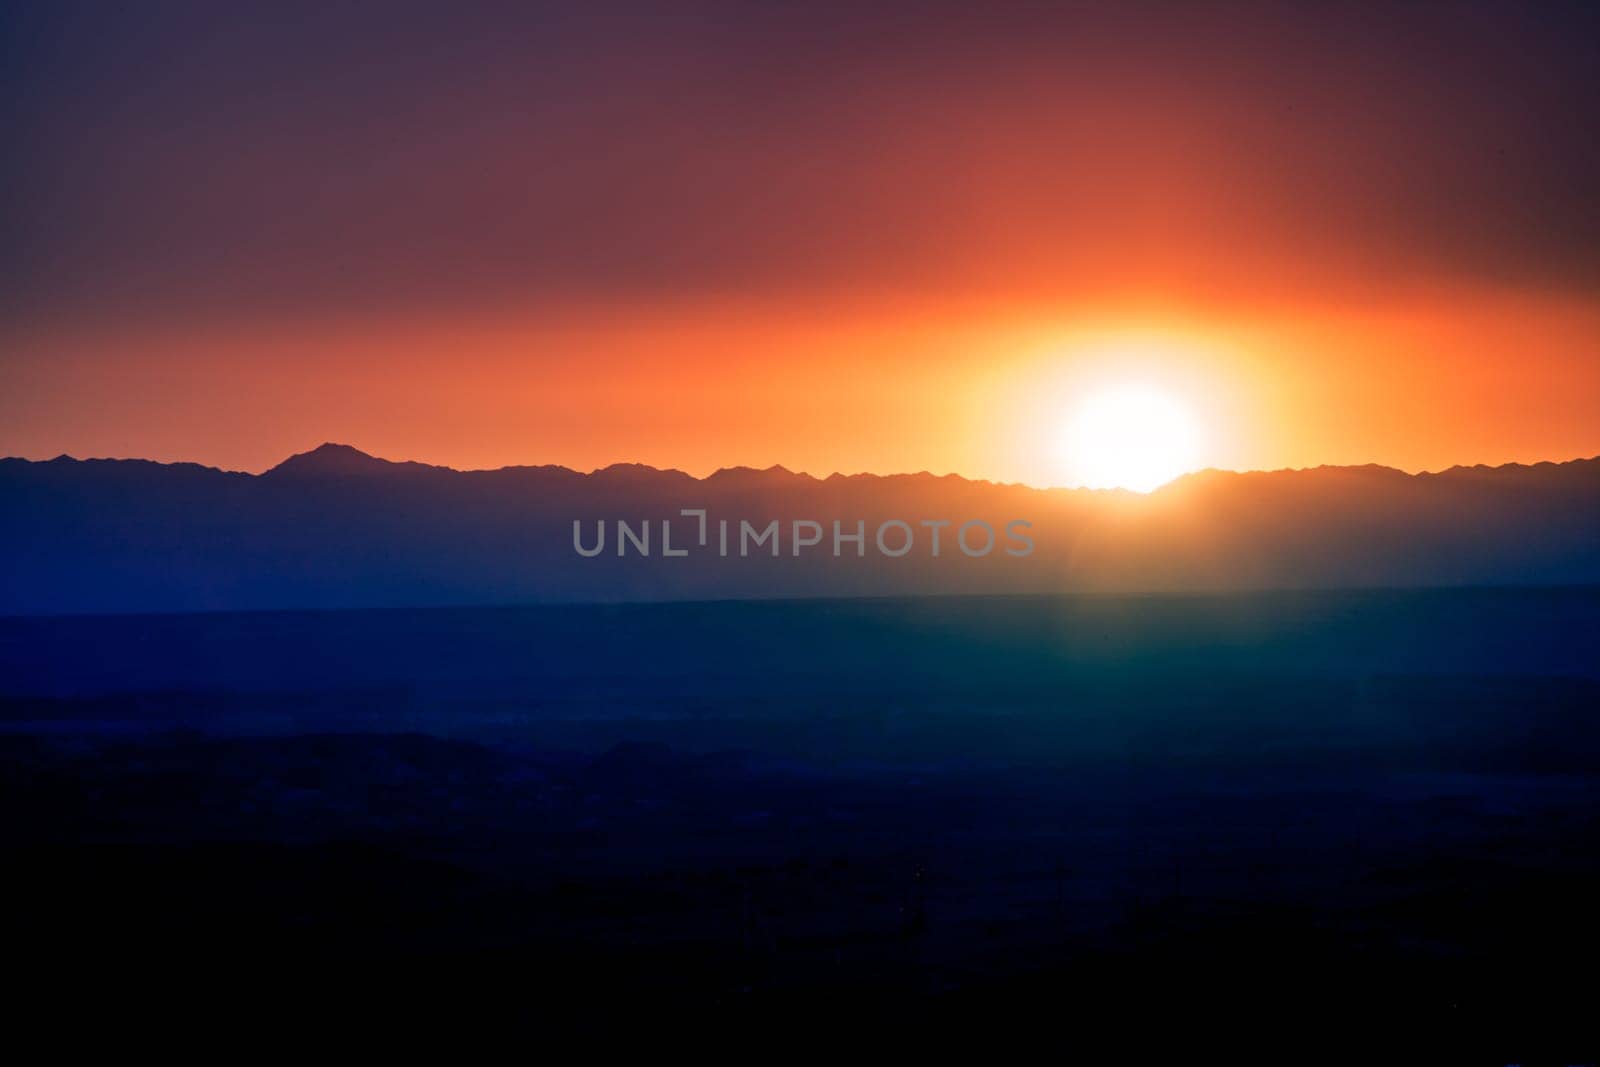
[{"x1": 4, "y1": 1, "x2": 1598, "y2": 486}]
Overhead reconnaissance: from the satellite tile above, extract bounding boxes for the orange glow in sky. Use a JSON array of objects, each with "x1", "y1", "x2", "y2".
[
  {"x1": 3, "y1": 5, "x2": 1597, "y2": 488},
  {"x1": 6, "y1": 287, "x2": 1596, "y2": 489}
]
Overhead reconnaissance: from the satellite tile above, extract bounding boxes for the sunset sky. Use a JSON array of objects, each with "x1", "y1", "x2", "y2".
[{"x1": 4, "y1": 1, "x2": 1598, "y2": 488}]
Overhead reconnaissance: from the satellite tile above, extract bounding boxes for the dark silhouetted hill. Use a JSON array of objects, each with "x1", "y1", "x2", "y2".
[{"x1": 1, "y1": 444, "x2": 1596, "y2": 613}]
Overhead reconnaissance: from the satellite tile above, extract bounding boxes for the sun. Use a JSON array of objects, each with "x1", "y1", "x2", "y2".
[{"x1": 1060, "y1": 383, "x2": 1203, "y2": 492}]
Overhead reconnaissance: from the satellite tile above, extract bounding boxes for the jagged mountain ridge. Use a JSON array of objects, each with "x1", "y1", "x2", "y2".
[{"x1": 2, "y1": 444, "x2": 1596, "y2": 613}]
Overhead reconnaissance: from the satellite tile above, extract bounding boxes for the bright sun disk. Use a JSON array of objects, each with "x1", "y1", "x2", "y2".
[{"x1": 1061, "y1": 384, "x2": 1203, "y2": 492}]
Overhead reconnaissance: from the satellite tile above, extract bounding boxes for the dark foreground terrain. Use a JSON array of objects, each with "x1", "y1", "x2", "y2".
[{"x1": 2, "y1": 588, "x2": 1598, "y2": 1056}]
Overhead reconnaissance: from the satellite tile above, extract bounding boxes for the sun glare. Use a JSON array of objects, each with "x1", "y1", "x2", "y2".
[{"x1": 1061, "y1": 383, "x2": 1203, "y2": 492}]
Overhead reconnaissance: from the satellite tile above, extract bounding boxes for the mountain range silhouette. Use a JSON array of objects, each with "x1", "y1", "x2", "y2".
[{"x1": 2, "y1": 443, "x2": 1596, "y2": 614}]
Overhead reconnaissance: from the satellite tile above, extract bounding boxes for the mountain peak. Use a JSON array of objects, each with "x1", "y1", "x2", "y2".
[
  {"x1": 264, "y1": 443, "x2": 408, "y2": 478},
  {"x1": 706, "y1": 464, "x2": 813, "y2": 486},
  {"x1": 587, "y1": 462, "x2": 694, "y2": 485}
]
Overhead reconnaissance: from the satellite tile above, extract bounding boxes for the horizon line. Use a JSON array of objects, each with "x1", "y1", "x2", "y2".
[{"x1": 5, "y1": 441, "x2": 1599, "y2": 495}]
